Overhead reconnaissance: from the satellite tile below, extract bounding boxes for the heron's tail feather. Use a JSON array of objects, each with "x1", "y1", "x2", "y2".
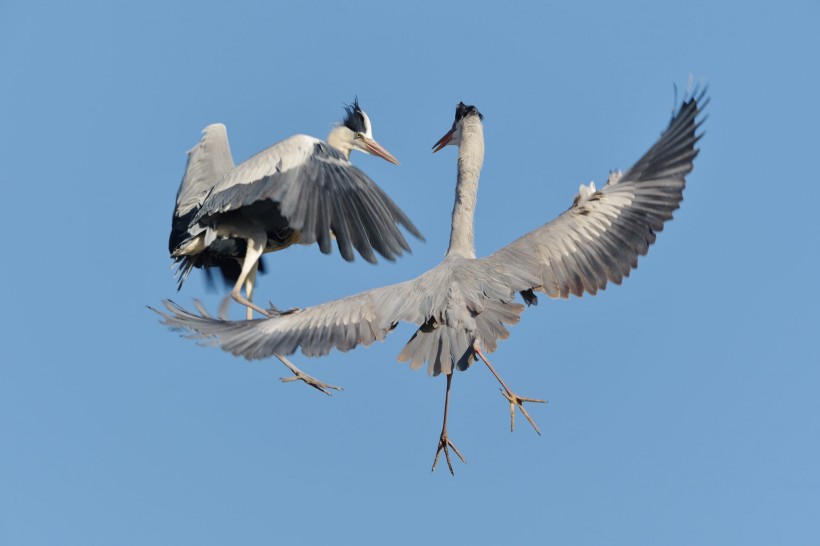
[
  {"x1": 398, "y1": 321, "x2": 474, "y2": 376},
  {"x1": 397, "y1": 299, "x2": 524, "y2": 376}
]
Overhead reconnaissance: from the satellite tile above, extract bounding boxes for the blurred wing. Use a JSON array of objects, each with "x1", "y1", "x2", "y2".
[
  {"x1": 482, "y1": 89, "x2": 707, "y2": 300},
  {"x1": 194, "y1": 135, "x2": 423, "y2": 263},
  {"x1": 156, "y1": 276, "x2": 429, "y2": 361}
]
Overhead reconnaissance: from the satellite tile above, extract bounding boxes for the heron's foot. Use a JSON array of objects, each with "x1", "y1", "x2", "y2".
[
  {"x1": 274, "y1": 354, "x2": 341, "y2": 395},
  {"x1": 499, "y1": 388, "x2": 547, "y2": 434},
  {"x1": 279, "y1": 370, "x2": 343, "y2": 396},
  {"x1": 431, "y1": 430, "x2": 466, "y2": 476},
  {"x1": 266, "y1": 304, "x2": 303, "y2": 316}
]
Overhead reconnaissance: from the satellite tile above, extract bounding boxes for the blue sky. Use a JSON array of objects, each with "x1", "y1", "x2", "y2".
[{"x1": 2, "y1": 0, "x2": 818, "y2": 544}]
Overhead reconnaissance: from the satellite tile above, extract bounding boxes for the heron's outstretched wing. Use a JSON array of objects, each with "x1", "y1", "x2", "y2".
[
  {"x1": 169, "y1": 124, "x2": 234, "y2": 254},
  {"x1": 193, "y1": 135, "x2": 423, "y2": 263},
  {"x1": 481, "y1": 89, "x2": 707, "y2": 301},
  {"x1": 156, "y1": 257, "x2": 528, "y2": 375},
  {"x1": 156, "y1": 275, "x2": 429, "y2": 361}
]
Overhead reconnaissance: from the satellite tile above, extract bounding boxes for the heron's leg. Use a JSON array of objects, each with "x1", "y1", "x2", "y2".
[
  {"x1": 472, "y1": 339, "x2": 547, "y2": 434},
  {"x1": 431, "y1": 373, "x2": 466, "y2": 475},
  {"x1": 274, "y1": 354, "x2": 342, "y2": 396},
  {"x1": 229, "y1": 230, "x2": 270, "y2": 318},
  {"x1": 243, "y1": 264, "x2": 258, "y2": 320}
]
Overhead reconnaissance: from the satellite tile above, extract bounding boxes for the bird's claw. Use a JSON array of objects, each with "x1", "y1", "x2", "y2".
[
  {"x1": 266, "y1": 304, "x2": 302, "y2": 317},
  {"x1": 273, "y1": 354, "x2": 340, "y2": 395},
  {"x1": 499, "y1": 388, "x2": 547, "y2": 434},
  {"x1": 279, "y1": 371, "x2": 343, "y2": 396},
  {"x1": 431, "y1": 432, "x2": 466, "y2": 476}
]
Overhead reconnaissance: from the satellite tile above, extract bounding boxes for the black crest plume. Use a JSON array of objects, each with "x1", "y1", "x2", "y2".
[
  {"x1": 455, "y1": 102, "x2": 483, "y2": 122},
  {"x1": 343, "y1": 97, "x2": 367, "y2": 133}
]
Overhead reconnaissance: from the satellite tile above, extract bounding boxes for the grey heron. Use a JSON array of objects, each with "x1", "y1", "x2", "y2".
[
  {"x1": 169, "y1": 99, "x2": 423, "y2": 320},
  {"x1": 157, "y1": 89, "x2": 707, "y2": 473}
]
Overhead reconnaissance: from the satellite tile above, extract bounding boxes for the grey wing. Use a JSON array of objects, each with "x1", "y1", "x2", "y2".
[
  {"x1": 194, "y1": 135, "x2": 423, "y2": 263},
  {"x1": 169, "y1": 124, "x2": 240, "y2": 288},
  {"x1": 170, "y1": 124, "x2": 235, "y2": 254},
  {"x1": 172, "y1": 124, "x2": 234, "y2": 223},
  {"x1": 482, "y1": 88, "x2": 707, "y2": 300},
  {"x1": 156, "y1": 277, "x2": 428, "y2": 361}
]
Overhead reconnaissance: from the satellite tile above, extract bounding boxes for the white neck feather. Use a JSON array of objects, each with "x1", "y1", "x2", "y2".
[
  {"x1": 446, "y1": 116, "x2": 484, "y2": 258},
  {"x1": 327, "y1": 125, "x2": 354, "y2": 159}
]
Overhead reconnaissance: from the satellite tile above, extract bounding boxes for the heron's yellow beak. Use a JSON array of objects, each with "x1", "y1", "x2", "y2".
[{"x1": 361, "y1": 136, "x2": 400, "y2": 165}]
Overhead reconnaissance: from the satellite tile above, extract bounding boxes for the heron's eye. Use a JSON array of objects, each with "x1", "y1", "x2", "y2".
[{"x1": 355, "y1": 132, "x2": 364, "y2": 140}]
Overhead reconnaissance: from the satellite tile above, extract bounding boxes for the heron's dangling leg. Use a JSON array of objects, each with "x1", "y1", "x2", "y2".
[
  {"x1": 229, "y1": 229, "x2": 270, "y2": 318},
  {"x1": 217, "y1": 258, "x2": 261, "y2": 319},
  {"x1": 472, "y1": 339, "x2": 547, "y2": 434},
  {"x1": 274, "y1": 354, "x2": 342, "y2": 396},
  {"x1": 243, "y1": 265, "x2": 258, "y2": 320},
  {"x1": 431, "y1": 373, "x2": 466, "y2": 475}
]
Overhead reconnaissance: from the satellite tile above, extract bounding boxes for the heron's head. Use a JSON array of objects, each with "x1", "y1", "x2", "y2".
[
  {"x1": 336, "y1": 98, "x2": 400, "y2": 164},
  {"x1": 432, "y1": 102, "x2": 484, "y2": 153}
]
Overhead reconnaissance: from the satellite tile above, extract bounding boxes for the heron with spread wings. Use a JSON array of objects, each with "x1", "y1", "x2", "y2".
[
  {"x1": 158, "y1": 89, "x2": 707, "y2": 474},
  {"x1": 169, "y1": 99, "x2": 423, "y2": 319}
]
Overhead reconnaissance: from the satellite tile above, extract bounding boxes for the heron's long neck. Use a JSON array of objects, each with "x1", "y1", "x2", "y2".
[
  {"x1": 327, "y1": 125, "x2": 354, "y2": 159},
  {"x1": 446, "y1": 118, "x2": 484, "y2": 258}
]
